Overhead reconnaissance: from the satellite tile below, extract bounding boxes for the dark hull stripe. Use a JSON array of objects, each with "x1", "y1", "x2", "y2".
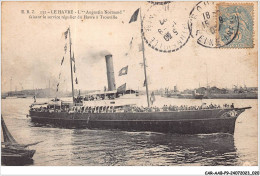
[
  {"x1": 29, "y1": 108, "x2": 248, "y2": 134},
  {"x1": 29, "y1": 115, "x2": 235, "y2": 122}
]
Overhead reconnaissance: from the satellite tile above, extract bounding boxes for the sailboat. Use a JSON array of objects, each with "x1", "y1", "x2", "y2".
[
  {"x1": 28, "y1": 10, "x2": 252, "y2": 134},
  {"x1": 1, "y1": 115, "x2": 41, "y2": 165}
]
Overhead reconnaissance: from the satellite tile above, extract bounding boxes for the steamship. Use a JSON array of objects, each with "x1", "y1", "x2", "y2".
[{"x1": 29, "y1": 27, "x2": 251, "y2": 134}]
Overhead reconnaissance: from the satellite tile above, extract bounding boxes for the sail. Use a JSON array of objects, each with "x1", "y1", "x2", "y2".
[{"x1": 1, "y1": 115, "x2": 17, "y2": 144}]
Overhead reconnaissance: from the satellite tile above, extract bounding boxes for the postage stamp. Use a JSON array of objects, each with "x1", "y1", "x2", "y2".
[
  {"x1": 216, "y1": 3, "x2": 254, "y2": 48},
  {"x1": 189, "y1": 2, "x2": 254, "y2": 49},
  {"x1": 189, "y1": 1, "x2": 239, "y2": 48}
]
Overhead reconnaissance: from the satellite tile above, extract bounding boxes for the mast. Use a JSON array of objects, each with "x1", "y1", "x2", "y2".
[
  {"x1": 139, "y1": 8, "x2": 150, "y2": 107},
  {"x1": 68, "y1": 27, "x2": 75, "y2": 104}
]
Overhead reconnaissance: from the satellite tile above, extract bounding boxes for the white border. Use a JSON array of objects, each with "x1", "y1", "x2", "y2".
[
  {"x1": 0, "y1": 0, "x2": 259, "y2": 175},
  {"x1": 1, "y1": 166, "x2": 260, "y2": 175}
]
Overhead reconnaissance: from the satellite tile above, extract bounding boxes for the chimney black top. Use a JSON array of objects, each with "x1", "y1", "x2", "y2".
[{"x1": 105, "y1": 54, "x2": 112, "y2": 58}]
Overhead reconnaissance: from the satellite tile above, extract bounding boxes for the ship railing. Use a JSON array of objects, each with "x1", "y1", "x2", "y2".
[{"x1": 75, "y1": 103, "x2": 83, "y2": 106}]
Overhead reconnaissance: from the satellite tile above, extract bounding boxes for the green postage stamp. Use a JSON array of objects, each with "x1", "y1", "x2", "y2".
[{"x1": 217, "y1": 3, "x2": 254, "y2": 48}]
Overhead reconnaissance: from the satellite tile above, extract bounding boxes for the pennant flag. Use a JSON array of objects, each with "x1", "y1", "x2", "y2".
[
  {"x1": 143, "y1": 78, "x2": 151, "y2": 87},
  {"x1": 143, "y1": 79, "x2": 146, "y2": 87},
  {"x1": 129, "y1": 37, "x2": 133, "y2": 49},
  {"x1": 129, "y1": 8, "x2": 140, "y2": 23},
  {"x1": 150, "y1": 91, "x2": 156, "y2": 105},
  {"x1": 64, "y1": 28, "x2": 69, "y2": 39},
  {"x1": 119, "y1": 65, "x2": 128, "y2": 76},
  {"x1": 117, "y1": 83, "x2": 126, "y2": 93},
  {"x1": 64, "y1": 44, "x2": 67, "y2": 53},
  {"x1": 75, "y1": 77, "x2": 78, "y2": 84},
  {"x1": 56, "y1": 83, "x2": 59, "y2": 92},
  {"x1": 74, "y1": 63, "x2": 76, "y2": 73},
  {"x1": 61, "y1": 57, "x2": 64, "y2": 65},
  {"x1": 125, "y1": 37, "x2": 134, "y2": 56},
  {"x1": 71, "y1": 52, "x2": 75, "y2": 62}
]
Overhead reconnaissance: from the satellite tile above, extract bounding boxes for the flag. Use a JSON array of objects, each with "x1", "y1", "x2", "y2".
[
  {"x1": 64, "y1": 28, "x2": 69, "y2": 39},
  {"x1": 61, "y1": 57, "x2": 64, "y2": 65},
  {"x1": 119, "y1": 65, "x2": 128, "y2": 76},
  {"x1": 56, "y1": 83, "x2": 59, "y2": 92},
  {"x1": 75, "y1": 77, "x2": 78, "y2": 84},
  {"x1": 150, "y1": 91, "x2": 156, "y2": 105},
  {"x1": 117, "y1": 83, "x2": 126, "y2": 93},
  {"x1": 129, "y1": 8, "x2": 140, "y2": 23},
  {"x1": 125, "y1": 37, "x2": 134, "y2": 56},
  {"x1": 64, "y1": 44, "x2": 67, "y2": 53},
  {"x1": 129, "y1": 37, "x2": 133, "y2": 49},
  {"x1": 143, "y1": 77, "x2": 151, "y2": 87},
  {"x1": 74, "y1": 63, "x2": 76, "y2": 73},
  {"x1": 71, "y1": 52, "x2": 75, "y2": 62},
  {"x1": 143, "y1": 80, "x2": 146, "y2": 87}
]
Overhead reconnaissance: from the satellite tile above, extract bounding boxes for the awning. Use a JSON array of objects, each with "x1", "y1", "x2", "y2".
[
  {"x1": 85, "y1": 90, "x2": 117, "y2": 96},
  {"x1": 47, "y1": 101, "x2": 62, "y2": 106}
]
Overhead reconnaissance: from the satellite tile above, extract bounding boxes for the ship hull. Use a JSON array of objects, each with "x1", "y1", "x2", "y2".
[
  {"x1": 1, "y1": 147, "x2": 35, "y2": 166},
  {"x1": 29, "y1": 108, "x2": 248, "y2": 134}
]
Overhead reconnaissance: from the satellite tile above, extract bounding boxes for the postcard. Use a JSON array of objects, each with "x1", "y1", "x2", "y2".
[{"x1": 1, "y1": 1, "x2": 258, "y2": 174}]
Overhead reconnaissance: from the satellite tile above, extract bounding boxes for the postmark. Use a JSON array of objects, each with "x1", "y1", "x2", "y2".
[
  {"x1": 142, "y1": 2, "x2": 190, "y2": 53},
  {"x1": 217, "y1": 3, "x2": 254, "y2": 48},
  {"x1": 189, "y1": 1, "x2": 239, "y2": 48}
]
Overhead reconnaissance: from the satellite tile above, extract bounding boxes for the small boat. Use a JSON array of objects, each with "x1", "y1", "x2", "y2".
[{"x1": 1, "y1": 115, "x2": 41, "y2": 165}]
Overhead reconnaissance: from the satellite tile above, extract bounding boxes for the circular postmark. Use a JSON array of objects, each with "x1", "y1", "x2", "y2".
[
  {"x1": 142, "y1": 2, "x2": 191, "y2": 53},
  {"x1": 189, "y1": 1, "x2": 239, "y2": 48}
]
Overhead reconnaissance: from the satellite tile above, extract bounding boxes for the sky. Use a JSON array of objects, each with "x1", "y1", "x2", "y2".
[{"x1": 1, "y1": 1, "x2": 258, "y2": 93}]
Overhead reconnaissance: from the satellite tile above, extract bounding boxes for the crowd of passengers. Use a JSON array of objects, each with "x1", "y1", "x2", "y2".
[
  {"x1": 31, "y1": 103, "x2": 235, "y2": 113},
  {"x1": 74, "y1": 94, "x2": 116, "y2": 103}
]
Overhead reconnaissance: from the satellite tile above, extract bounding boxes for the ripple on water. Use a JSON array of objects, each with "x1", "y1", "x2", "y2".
[{"x1": 1, "y1": 98, "x2": 258, "y2": 166}]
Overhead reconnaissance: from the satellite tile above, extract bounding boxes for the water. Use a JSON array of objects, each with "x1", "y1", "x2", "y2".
[{"x1": 1, "y1": 97, "x2": 258, "y2": 166}]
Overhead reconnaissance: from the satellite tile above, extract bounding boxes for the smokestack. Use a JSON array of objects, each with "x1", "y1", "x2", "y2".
[{"x1": 105, "y1": 54, "x2": 116, "y2": 91}]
